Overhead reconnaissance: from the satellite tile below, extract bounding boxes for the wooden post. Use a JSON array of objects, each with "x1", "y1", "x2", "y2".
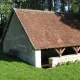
[
  {"x1": 54, "y1": 48, "x2": 66, "y2": 57},
  {"x1": 72, "y1": 46, "x2": 80, "y2": 54}
]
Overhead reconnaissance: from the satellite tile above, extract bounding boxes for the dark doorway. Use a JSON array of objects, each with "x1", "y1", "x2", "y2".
[{"x1": 41, "y1": 48, "x2": 58, "y2": 65}]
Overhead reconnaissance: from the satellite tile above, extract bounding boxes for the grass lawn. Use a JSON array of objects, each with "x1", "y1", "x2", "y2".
[{"x1": 0, "y1": 43, "x2": 80, "y2": 80}]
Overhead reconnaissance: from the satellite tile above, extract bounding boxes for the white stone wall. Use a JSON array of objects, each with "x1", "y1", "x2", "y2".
[
  {"x1": 49, "y1": 54, "x2": 80, "y2": 68},
  {"x1": 3, "y1": 12, "x2": 41, "y2": 67}
]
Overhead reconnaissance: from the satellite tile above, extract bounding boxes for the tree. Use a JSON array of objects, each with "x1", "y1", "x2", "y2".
[
  {"x1": 71, "y1": 0, "x2": 80, "y2": 13},
  {"x1": 0, "y1": 0, "x2": 13, "y2": 19}
]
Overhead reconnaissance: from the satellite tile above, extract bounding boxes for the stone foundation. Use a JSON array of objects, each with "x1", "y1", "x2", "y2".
[{"x1": 49, "y1": 53, "x2": 80, "y2": 68}]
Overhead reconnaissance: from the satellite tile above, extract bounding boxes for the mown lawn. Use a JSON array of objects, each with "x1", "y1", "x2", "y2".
[{"x1": 0, "y1": 43, "x2": 80, "y2": 80}]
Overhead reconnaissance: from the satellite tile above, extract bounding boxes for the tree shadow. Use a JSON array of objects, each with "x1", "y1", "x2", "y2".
[{"x1": 55, "y1": 12, "x2": 80, "y2": 30}]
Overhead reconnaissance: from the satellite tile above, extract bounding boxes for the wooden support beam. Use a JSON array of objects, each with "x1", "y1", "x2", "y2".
[
  {"x1": 72, "y1": 46, "x2": 80, "y2": 54},
  {"x1": 54, "y1": 48, "x2": 66, "y2": 57},
  {"x1": 42, "y1": 64, "x2": 49, "y2": 67}
]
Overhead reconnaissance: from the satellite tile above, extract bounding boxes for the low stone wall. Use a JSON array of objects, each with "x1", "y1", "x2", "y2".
[{"x1": 49, "y1": 54, "x2": 80, "y2": 68}]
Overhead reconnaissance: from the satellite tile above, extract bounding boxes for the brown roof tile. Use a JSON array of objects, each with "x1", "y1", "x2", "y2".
[{"x1": 14, "y1": 8, "x2": 80, "y2": 49}]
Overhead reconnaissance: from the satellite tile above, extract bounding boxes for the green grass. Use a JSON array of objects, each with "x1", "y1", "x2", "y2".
[{"x1": 0, "y1": 43, "x2": 80, "y2": 80}]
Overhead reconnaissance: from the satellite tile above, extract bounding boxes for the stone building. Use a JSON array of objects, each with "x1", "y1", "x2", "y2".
[{"x1": 2, "y1": 8, "x2": 80, "y2": 68}]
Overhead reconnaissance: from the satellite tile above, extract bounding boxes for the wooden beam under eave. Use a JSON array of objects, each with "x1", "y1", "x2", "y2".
[
  {"x1": 54, "y1": 48, "x2": 66, "y2": 57},
  {"x1": 72, "y1": 46, "x2": 80, "y2": 54}
]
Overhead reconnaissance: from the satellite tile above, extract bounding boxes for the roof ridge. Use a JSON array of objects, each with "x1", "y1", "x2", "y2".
[{"x1": 14, "y1": 8, "x2": 55, "y2": 14}]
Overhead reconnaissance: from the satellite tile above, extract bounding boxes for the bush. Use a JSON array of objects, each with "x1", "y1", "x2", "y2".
[{"x1": 66, "y1": 61, "x2": 73, "y2": 65}]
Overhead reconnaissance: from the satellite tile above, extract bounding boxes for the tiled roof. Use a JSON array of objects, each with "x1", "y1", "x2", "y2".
[{"x1": 14, "y1": 8, "x2": 80, "y2": 49}]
